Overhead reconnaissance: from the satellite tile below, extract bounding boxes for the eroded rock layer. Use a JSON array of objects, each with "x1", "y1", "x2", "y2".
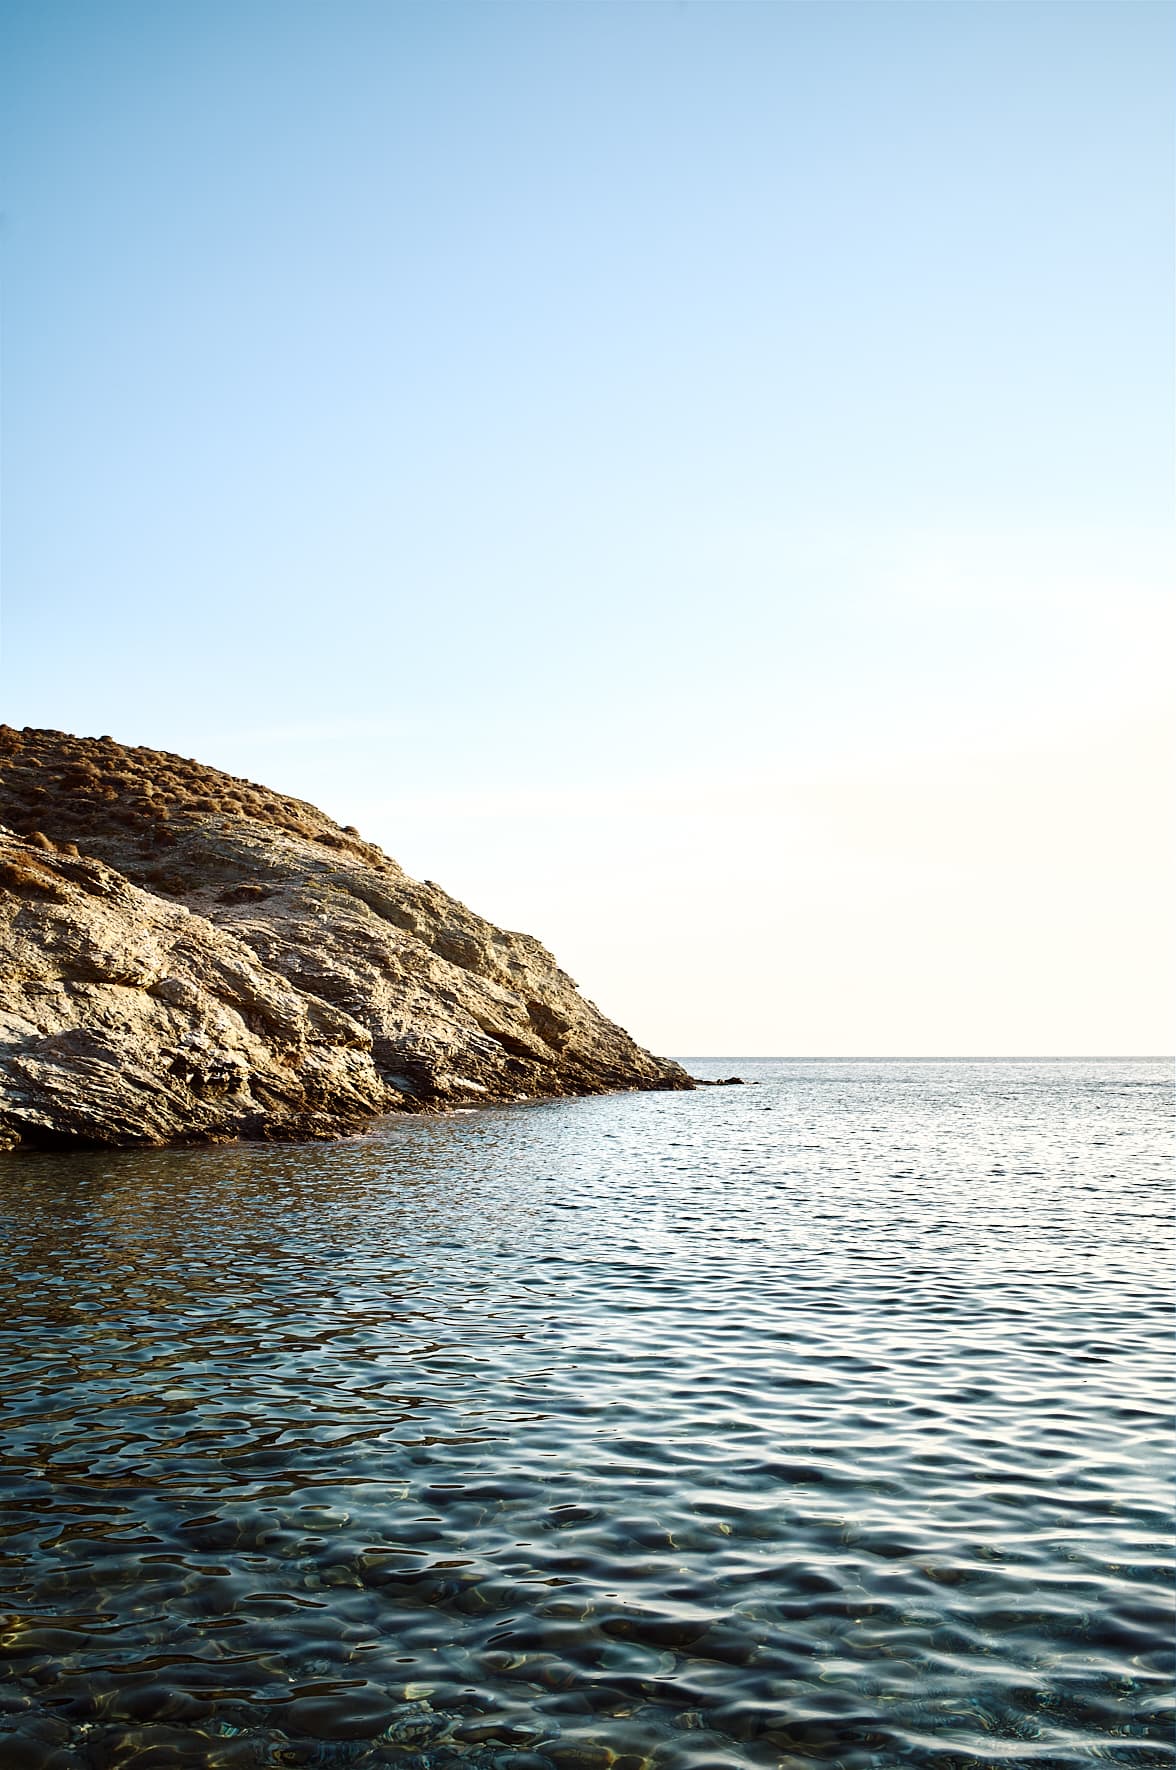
[{"x1": 0, "y1": 726, "x2": 691, "y2": 1150}]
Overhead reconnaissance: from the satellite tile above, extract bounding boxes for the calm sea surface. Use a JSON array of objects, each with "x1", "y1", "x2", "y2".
[{"x1": 0, "y1": 1058, "x2": 1171, "y2": 1770}]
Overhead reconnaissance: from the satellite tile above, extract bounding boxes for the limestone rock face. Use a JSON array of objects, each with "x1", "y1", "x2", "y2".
[
  {"x1": 0, "y1": 726, "x2": 691, "y2": 1149},
  {"x1": 0, "y1": 832, "x2": 390, "y2": 1151}
]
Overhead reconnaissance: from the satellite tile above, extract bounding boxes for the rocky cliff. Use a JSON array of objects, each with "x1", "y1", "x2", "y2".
[{"x1": 0, "y1": 726, "x2": 691, "y2": 1150}]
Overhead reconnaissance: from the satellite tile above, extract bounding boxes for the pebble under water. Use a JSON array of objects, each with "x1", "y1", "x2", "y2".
[{"x1": 0, "y1": 1058, "x2": 1171, "y2": 1770}]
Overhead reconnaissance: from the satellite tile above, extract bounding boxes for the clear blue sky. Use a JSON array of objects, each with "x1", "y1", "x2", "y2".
[{"x1": 1, "y1": 1, "x2": 1171, "y2": 1053}]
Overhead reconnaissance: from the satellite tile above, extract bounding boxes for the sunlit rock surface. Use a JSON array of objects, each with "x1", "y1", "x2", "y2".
[{"x1": 0, "y1": 726, "x2": 691, "y2": 1149}]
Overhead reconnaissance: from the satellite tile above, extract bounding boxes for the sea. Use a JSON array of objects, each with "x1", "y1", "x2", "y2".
[{"x1": 0, "y1": 1058, "x2": 1171, "y2": 1770}]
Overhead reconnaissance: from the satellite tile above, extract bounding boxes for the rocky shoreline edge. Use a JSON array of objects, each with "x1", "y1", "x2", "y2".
[{"x1": 0, "y1": 727, "x2": 712, "y2": 1153}]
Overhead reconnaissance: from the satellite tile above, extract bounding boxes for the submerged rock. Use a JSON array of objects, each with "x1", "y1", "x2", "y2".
[{"x1": 0, "y1": 725, "x2": 691, "y2": 1150}]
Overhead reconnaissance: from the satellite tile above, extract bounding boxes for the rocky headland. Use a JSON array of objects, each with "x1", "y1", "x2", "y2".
[{"x1": 0, "y1": 726, "x2": 692, "y2": 1150}]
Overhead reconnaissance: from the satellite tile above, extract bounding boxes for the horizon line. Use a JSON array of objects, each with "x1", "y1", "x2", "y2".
[{"x1": 674, "y1": 1054, "x2": 1172, "y2": 1063}]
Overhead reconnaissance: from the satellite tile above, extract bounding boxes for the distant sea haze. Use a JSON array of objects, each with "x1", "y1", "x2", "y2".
[{"x1": 0, "y1": 1057, "x2": 1170, "y2": 1766}]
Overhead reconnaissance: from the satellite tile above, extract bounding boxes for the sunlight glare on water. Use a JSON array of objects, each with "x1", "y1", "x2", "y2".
[{"x1": 0, "y1": 1059, "x2": 1171, "y2": 1769}]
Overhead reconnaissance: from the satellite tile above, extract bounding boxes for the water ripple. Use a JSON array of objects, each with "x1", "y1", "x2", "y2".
[{"x1": 0, "y1": 1058, "x2": 1171, "y2": 1768}]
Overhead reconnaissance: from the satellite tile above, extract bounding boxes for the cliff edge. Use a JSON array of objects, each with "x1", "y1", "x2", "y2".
[{"x1": 0, "y1": 726, "x2": 692, "y2": 1150}]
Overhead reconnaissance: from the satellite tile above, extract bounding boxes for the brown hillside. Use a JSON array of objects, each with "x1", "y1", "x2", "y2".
[
  {"x1": 0, "y1": 725, "x2": 691, "y2": 1148},
  {"x1": 0, "y1": 723, "x2": 384, "y2": 874}
]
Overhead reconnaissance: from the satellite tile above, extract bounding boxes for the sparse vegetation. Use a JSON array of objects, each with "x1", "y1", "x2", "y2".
[
  {"x1": 0, "y1": 726, "x2": 381, "y2": 869},
  {"x1": 0, "y1": 851, "x2": 70, "y2": 898}
]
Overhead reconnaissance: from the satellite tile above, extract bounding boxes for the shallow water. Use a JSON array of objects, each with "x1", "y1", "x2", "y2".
[{"x1": 0, "y1": 1058, "x2": 1171, "y2": 1770}]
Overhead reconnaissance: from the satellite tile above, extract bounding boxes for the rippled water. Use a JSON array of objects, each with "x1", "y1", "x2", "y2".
[{"x1": 0, "y1": 1058, "x2": 1171, "y2": 1770}]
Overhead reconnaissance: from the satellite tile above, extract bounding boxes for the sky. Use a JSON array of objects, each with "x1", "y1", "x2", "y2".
[{"x1": 0, "y1": 0, "x2": 1171, "y2": 1056}]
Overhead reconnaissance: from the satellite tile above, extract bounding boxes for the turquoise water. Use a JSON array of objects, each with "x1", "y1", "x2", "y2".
[{"x1": 0, "y1": 1058, "x2": 1171, "y2": 1769}]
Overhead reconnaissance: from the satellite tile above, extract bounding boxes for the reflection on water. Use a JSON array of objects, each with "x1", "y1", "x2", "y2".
[{"x1": 0, "y1": 1059, "x2": 1171, "y2": 1769}]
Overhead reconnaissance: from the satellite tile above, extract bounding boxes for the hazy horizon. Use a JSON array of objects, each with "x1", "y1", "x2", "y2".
[{"x1": 1, "y1": 0, "x2": 1171, "y2": 1057}]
